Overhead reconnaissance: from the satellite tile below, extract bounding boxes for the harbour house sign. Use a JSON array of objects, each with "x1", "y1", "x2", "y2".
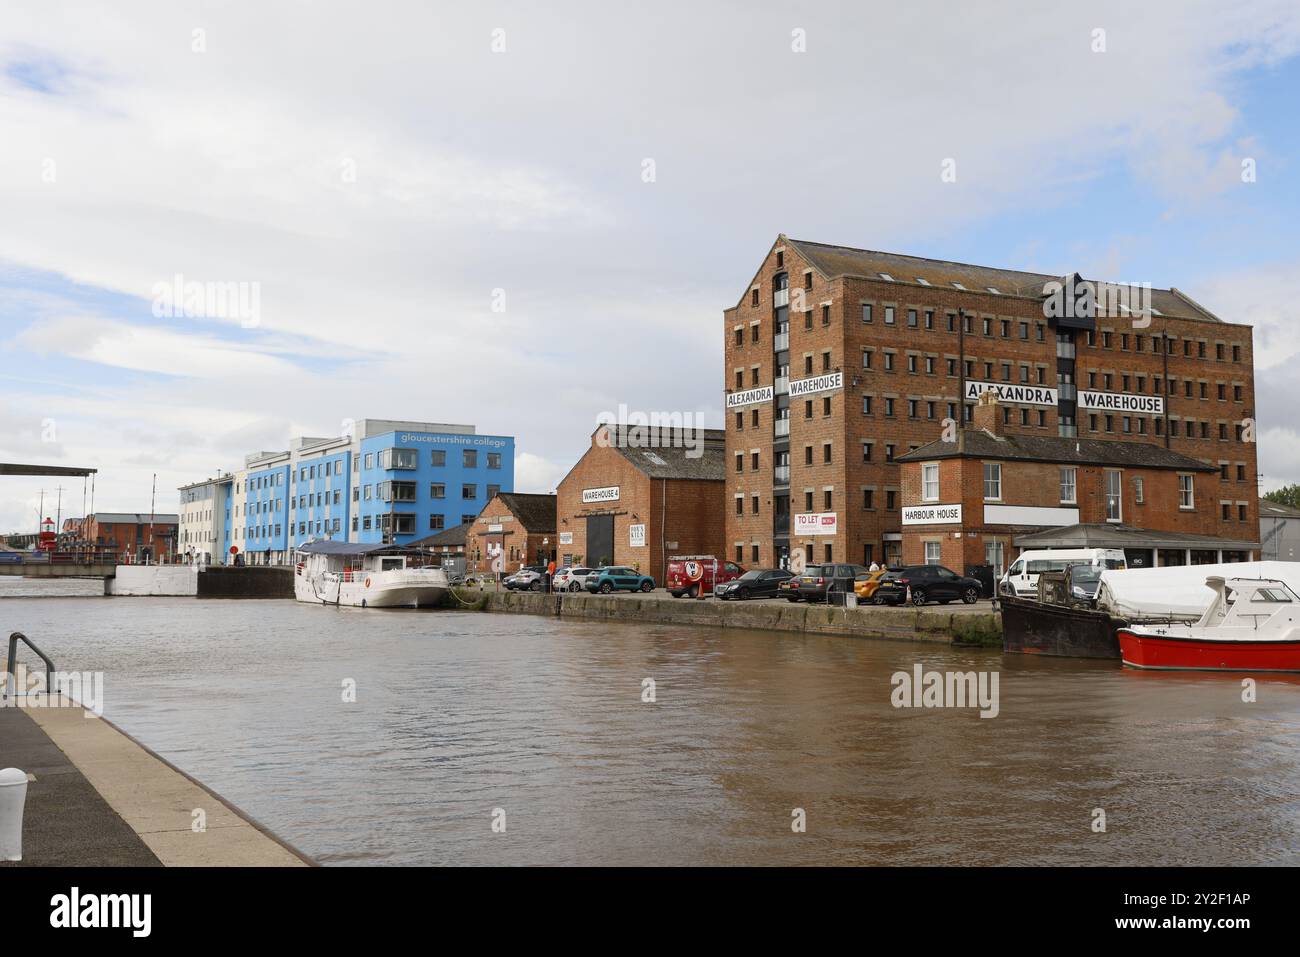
[{"x1": 901, "y1": 504, "x2": 963, "y2": 525}]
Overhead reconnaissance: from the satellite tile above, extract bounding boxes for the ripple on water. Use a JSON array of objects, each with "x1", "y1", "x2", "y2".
[{"x1": 1, "y1": 596, "x2": 1297, "y2": 865}]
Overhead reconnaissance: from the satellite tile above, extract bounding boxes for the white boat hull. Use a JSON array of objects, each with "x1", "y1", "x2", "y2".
[{"x1": 295, "y1": 568, "x2": 448, "y2": 608}]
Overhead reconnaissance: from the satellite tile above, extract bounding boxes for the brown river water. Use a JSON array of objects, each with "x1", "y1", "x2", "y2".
[{"x1": 2, "y1": 585, "x2": 1298, "y2": 865}]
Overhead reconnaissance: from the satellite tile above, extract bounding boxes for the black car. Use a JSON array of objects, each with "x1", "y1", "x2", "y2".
[
  {"x1": 872, "y1": 565, "x2": 982, "y2": 606},
  {"x1": 1065, "y1": 564, "x2": 1102, "y2": 607},
  {"x1": 715, "y1": 568, "x2": 794, "y2": 600}
]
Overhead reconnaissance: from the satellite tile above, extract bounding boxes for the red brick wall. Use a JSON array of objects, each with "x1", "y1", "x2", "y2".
[
  {"x1": 468, "y1": 493, "x2": 556, "y2": 573},
  {"x1": 557, "y1": 430, "x2": 725, "y2": 581},
  {"x1": 725, "y1": 235, "x2": 1259, "y2": 570},
  {"x1": 900, "y1": 454, "x2": 1237, "y2": 568}
]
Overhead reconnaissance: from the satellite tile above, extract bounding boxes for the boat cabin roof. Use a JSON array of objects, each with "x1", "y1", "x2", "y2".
[{"x1": 296, "y1": 540, "x2": 413, "y2": 557}]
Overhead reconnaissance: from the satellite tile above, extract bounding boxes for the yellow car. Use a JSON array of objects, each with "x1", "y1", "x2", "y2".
[{"x1": 853, "y1": 568, "x2": 888, "y2": 601}]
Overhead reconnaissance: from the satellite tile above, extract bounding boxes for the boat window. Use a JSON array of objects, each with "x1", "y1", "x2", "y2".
[{"x1": 1250, "y1": 587, "x2": 1292, "y2": 603}]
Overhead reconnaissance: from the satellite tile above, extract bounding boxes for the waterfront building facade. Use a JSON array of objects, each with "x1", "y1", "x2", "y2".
[
  {"x1": 896, "y1": 392, "x2": 1257, "y2": 571},
  {"x1": 468, "y1": 492, "x2": 557, "y2": 573},
  {"x1": 182, "y1": 418, "x2": 514, "y2": 565},
  {"x1": 555, "y1": 425, "x2": 726, "y2": 581},
  {"x1": 180, "y1": 475, "x2": 231, "y2": 563},
  {"x1": 723, "y1": 235, "x2": 1259, "y2": 573},
  {"x1": 78, "y1": 512, "x2": 179, "y2": 562}
]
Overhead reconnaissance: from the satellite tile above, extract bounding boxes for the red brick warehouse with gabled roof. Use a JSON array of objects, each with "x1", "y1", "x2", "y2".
[{"x1": 723, "y1": 234, "x2": 1258, "y2": 574}]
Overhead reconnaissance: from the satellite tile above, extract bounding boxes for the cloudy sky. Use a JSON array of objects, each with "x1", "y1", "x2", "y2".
[{"x1": 2, "y1": 1, "x2": 1299, "y2": 532}]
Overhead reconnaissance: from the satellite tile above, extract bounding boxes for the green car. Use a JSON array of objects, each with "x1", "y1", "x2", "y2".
[{"x1": 585, "y1": 566, "x2": 656, "y2": 594}]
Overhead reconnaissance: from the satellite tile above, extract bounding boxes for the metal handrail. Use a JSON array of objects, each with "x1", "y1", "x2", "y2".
[{"x1": 5, "y1": 631, "x2": 58, "y2": 701}]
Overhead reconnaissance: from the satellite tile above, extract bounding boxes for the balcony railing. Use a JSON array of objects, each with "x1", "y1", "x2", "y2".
[
  {"x1": 774, "y1": 465, "x2": 791, "y2": 485},
  {"x1": 774, "y1": 419, "x2": 790, "y2": 437},
  {"x1": 773, "y1": 332, "x2": 789, "y2": 352},
  {"x1": 773, "y1": 288, "x2": 789, "y2": 308},
  {"x1": 774, "y1": 376, "x2": 789, "y2": 395}
]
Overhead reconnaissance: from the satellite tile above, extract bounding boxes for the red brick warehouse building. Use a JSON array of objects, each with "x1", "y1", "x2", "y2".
[
  {"x1": 555, "y1": 425, "x2": 726, "y2": 582},
  {"x1": 722, "y1": 234, "x2": 1258, "y2": 573},
  {"x1": 467, "y1": 492, "x2": 556, "y2": 574},
  {"x1": 896, "y1": 392, "x2": 1259, "y2": 572}
]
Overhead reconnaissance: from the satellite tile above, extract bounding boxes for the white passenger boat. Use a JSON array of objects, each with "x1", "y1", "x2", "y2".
[{"x1": 294, "y1": 540, "x2": 448, "y2": 608}]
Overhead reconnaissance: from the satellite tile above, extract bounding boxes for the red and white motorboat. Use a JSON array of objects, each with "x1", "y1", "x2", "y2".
[{"x1": 1118, "y1": 576, "x2": 1300, "y2": 672}]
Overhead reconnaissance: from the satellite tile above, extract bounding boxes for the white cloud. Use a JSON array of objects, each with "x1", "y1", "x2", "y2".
[{"x1": 1, "y1": 0, "x2": 1300, "y2": 520}]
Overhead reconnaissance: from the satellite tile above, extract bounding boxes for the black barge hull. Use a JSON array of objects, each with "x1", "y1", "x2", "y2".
[{"x1": 999, "y1": 595, "x2": 1123, "y2": 659}]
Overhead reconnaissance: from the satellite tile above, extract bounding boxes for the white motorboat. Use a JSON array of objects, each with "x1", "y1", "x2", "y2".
[
  {"x1": 1118, "y1": 576, "x2": 1300, "y2": 672},
  {"x1": 294, "y1": 540, "x2": 448, "y2": 608}
]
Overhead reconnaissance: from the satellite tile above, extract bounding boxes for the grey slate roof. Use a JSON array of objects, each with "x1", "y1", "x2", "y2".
[
  {"x1": 1259, "y1": 500, "x2": 1300, "y2": 519},
  {"x1": 409, "y1": 522, "x2": 471, "y2": 548},
  {"x1": 784, "y1": 238, "x2": 1222, "y2": 322},
  {"x1": 492, "y1": 493, "x2": 557, "y2": 532},
  {"x1": 92, "y1": 512, "x2": 180, "y2": 524},
  {"x1": 896, "y1": 430, "x2": 1217, "y2": 472}
]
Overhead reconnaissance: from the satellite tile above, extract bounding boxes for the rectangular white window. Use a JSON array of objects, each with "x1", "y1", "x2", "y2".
[
  {"x1": 922, "y1": 463, "x2": 940, "y2": 501},
  {"x1": 983, "y1": 462, "x2": 1001, "y2": 501},
  {"x1": 984, "y1": 540, "x2": 1005, "y2": 577},
  {"x1": 1179, "y1": 474, "x2": 1194, "y2": 509},
  {"x1": 1059, "y1": 467, "x2": 1076, "y2": 504},
  {"x1": 924, "y1": 542, "x2": 941, "y2": 565},
  {"x1": 1134, "y1": 476, "x2": 1145, "y2": 504},
  {"x1": 1105, "y1": 470, "x2": 1122, "y2": 522}
]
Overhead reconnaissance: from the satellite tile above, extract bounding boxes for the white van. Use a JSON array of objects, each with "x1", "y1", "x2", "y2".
[{"x1": 999, "y1": 548, "x2": 1127, "y2": 598}]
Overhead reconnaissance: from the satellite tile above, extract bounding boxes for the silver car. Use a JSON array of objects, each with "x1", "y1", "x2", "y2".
[{"x1": 555, "y1": 566, "x2": 596, "y2": 592}]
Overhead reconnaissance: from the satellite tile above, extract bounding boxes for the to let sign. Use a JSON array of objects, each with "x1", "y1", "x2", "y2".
[{"x1": 793, "y1": 512, "x2": 838, "y2": 536}]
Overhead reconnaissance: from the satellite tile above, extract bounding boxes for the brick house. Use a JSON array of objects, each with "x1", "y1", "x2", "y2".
[
  {"x1": 723, "y1": 234, "x2": 1259, "y2": 573},
  {"x1": 895, "y1": 392, "x2": 1258, "y2": 571},
  {"x1": 555, "y1": 425, "x2": 726, "y2": 581},
  {"x1": 468, "y1": 492, "x2": 556, "y2": 573},
  {"x1": 409, "y1": 520, "x2": 471, "y2": 574},
  {"x1": 81, "y1": 512, "x2": 179, "y2": 562}
]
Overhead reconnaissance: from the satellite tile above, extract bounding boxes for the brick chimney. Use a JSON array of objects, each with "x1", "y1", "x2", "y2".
[{"x1": 972, "y1": 390, "x2": 1000, "y2": 435}]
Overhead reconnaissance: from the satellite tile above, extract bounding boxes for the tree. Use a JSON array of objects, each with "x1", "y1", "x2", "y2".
[{"x1": 1263, "y1": 484, "x2": 1300, "y2": 508}]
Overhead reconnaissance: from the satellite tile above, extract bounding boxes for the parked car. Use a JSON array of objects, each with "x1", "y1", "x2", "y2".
[
  {"x1": 585, "y1": 566, "x2": 656, "y2": 594},
  {"x1": 872, "y1": 565, "x2": 982, "y2": 606},
  {"x1": 666, "y1": 556, "x2": 745, "y2": 598},
  {"x1": 505, "y1": 566, "x2": 547, "y2": 591},
  {"x1": 794, "y1": 563, "x2": 872, "y2": 602},
  {"x1": 998, "y1": 548, "x2": 1126, "y2": 598},
  {"x1": 1065, "y1": 564, "x2": 1103, "y2": 608},
  {"x1": 551, "y1": 566, "x2": 592, "y2": 592},
  {"x1": 853, "y1": 568, "x2": 889, "y2": 601},
  {"x1": 715, "y1": 568, "x2": 794, "y2": 600},
  {"x1": 778, "y1": 575, "x2": 803, "y2": 601}
]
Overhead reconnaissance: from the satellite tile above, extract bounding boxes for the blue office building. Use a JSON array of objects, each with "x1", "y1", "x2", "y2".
[
  {"x1": 188, "y1": 419, "x2": 514, "y2": 564},
  {"x1": 354, "y1": 428, "x2": 514, "y2": 545}
]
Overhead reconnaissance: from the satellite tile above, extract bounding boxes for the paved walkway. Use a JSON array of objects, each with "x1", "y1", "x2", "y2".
[
  {"x1": 1, "y1": 700, "x2": 310, "y2": 867},
  {"x1": 0, "y1": 706, "x2": 158, "y2": 866}
]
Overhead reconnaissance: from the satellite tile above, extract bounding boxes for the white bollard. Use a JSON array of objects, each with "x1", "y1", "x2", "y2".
[{"x1": 0, "y1": 767, "x2": 29, "y2": 861}]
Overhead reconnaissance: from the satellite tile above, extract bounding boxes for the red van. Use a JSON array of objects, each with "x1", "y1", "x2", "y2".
[{"x1": 665, "y1": 555, "x2": 745, "y2": 598}]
